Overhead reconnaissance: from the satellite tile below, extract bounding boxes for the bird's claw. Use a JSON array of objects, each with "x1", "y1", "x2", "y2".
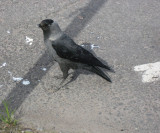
[{"x1": 54, "y1": 75, "x2": 63, "y2": 79}]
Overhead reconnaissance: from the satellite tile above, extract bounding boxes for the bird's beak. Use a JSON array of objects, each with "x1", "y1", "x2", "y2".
[{"x1": 37, "y1": 24, "x2": 41, "y2": 28}]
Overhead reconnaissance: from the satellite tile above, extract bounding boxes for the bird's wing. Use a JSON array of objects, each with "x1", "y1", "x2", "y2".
[{"x1": 51, "y1": 34, "x2": 112, "y2": 71}]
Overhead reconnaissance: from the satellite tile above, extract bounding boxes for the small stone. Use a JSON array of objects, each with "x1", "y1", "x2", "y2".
[
  {"x1": 23, "y1": 128, "x2": 33, "y2": 133},
  {"x1": 7, "y1": 30, "x2": 10, "y2": 34},
  {"x1": 78, "y1": 15, "x2": 83, "y2": 20}
]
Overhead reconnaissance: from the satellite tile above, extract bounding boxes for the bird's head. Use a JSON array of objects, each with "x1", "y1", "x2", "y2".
[
  {"x1": 38, "y1": 19, "x2": 54, "y2": 31},
  {"x1": 38, "y1": 19, "x2": 62, "y2": 39}
]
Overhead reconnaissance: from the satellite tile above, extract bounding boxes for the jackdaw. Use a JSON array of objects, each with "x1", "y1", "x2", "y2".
[{"x1": 38, "y1": 19, "x2": 114, "y2": 85}]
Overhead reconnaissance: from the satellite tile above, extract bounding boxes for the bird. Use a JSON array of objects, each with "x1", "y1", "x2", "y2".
[{"x1": 38, "y1": 19, "x2": 114, "y2": 86}]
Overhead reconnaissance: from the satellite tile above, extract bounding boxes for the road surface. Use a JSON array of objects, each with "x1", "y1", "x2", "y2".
[{"x1": 0, "y1": 0, "x2": 160, "y2": 133}]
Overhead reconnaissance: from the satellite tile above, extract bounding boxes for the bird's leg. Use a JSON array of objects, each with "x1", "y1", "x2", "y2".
[
  {"x1": 60, "y1": 70, "x2": 69, "y2": 85},
  {"x1": 56, "y1": 64, "x2": 69, "y2": 90}
]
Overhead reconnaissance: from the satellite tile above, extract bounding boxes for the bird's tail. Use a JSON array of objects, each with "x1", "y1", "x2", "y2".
[
  {"x1": 94, "y1": 58, "x2": 115, "y2": 73},
  {"x1": 90, "y1": 66, "x2": 112, "y2": 82},
  {"x1": 100, "y1": 63, "x2": 115, "y2": 73}
]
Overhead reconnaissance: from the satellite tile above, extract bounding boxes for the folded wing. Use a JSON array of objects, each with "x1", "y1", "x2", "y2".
[{"x1": 52, "y1": 34, "x2": 113, "y2": 71}]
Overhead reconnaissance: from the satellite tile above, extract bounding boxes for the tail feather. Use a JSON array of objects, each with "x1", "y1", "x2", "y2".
[
  {"x1": 94, "y1": 58, "x2": 115, "y2": 73},
  {"x1": 100, "y1": 63, "x2": 115, "y2": 73},
  {"x1": 91, "y1": 66, "x2": 112, "y2": 82}
]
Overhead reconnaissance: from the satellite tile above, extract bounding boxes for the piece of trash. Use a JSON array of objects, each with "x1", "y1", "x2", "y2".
[
  {"x1": 22, "y1": 79, "x2": 30, "y2": 85},
  {"x1": 80, "y1": 43, "x2": 100, "y2": 51},
  {"x1": 7, "y1": 30, "x2": 10, "y2": 34},
  {"x1": 8, "y1": 71, "x2": 24, "y2": 82},
  {"x1": 97, "y1": 36, "x2": 100, "y2": 39},
  {"x1": 0, "y1": 85, "x2": 3, "y2": 88},
  {"x1": 78, "y1": 15, "x2": 83, "y2": 20},
  {"x1": 25, "y1": 36, "x2": 33, "y2": 45},
  {"x1": 8, "y1": 71, "x2": 12, "y2": 76},
  {"x1": 41, "y1": 67, "x2": 47, "y2": 71},
  {"x1": 8, "y1": 71, "x2": 11, "y2": 74},
  {"x1": 91, "y1": 44, "x2": 100, "y2": 49},
  {"x1": 13, "y1": 77, "x2": 23, "y2": 82},
  {"x1": 0, "y1": 62, "x2": 7, "y2": 68}
]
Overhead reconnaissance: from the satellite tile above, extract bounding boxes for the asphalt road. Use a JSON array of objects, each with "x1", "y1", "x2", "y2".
[{"x1": 0, "y1": 0, "x2": 160, "y2": 133}]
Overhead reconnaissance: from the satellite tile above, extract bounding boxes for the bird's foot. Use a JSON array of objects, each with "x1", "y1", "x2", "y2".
[
  {"x1": 54, "y1": 75, "x2": 63, "y2": 79},
  {"x1": 54, "y1": 82, "x2": 69, "y2": 92},
  {"x1": 54, "y1": 86, "x2": 62, "y2": 92}
]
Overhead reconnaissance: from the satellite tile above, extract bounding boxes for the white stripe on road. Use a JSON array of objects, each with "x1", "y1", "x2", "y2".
[{"x1": 134, "y1": 62, "x2": 160, "y2": 83}]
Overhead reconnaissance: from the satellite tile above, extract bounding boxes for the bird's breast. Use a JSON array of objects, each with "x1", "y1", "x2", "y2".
[{"x1": 45, "y1": 40, "x2": 63, "y2": 62}]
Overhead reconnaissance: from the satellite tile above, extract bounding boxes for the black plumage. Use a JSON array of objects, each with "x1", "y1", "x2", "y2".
[
  {"x1": 52, "y1": 34, "x2": 112, "y2": 71},
  {"x1": 39, "y1": 19, "x2": 114, "y2": 84}
]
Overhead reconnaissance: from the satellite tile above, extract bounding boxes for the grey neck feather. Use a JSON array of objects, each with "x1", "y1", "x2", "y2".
[{"x1": 43, "y1": 22, "x2": 63, "y2": 41}]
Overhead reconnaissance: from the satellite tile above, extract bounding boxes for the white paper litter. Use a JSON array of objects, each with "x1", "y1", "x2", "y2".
[
  {"x1": 22, "y1": 79, "x2": 30, "y2": 85},
  {"x1": 91, "y1": 44, "x2": 100, "y2": 49},
  {"x1": 0, "y1": 62, "x2": 7, "y2": 68},
  {"x1": 13, "y1": 77, "x2": 23, "y2": 82},
  {"x1": 41, "y1": 67, "x2": 47, "y2": 71},
  {"x1": 25, "y1": 36, "x2": 33, "y2": 45},
  {"x1": 7, "y1": 30, "x2": 10, "y2": 34}
]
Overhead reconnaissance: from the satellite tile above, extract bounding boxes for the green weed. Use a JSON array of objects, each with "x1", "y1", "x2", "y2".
[{"x1": 0, "y1": 101, "x2": 17, "y2": 127}]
